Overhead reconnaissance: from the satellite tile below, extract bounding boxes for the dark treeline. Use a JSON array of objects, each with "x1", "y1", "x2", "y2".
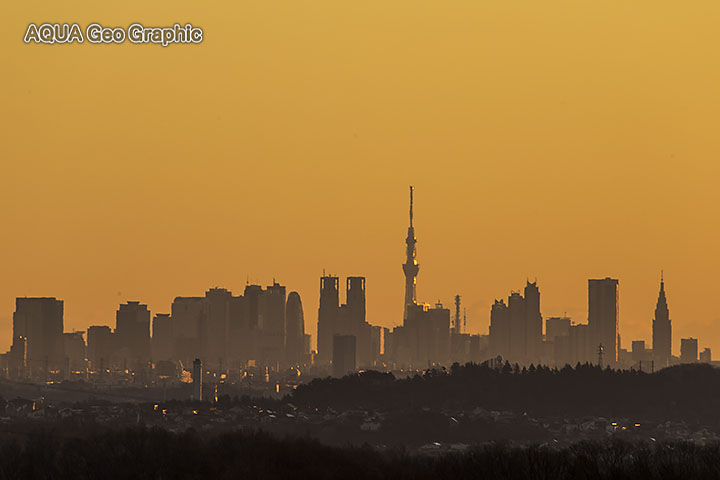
[
  {"x1": 1, "y1": 427, "x2": 720, "y2": 479},
  {"x1": 291, "y1": 363, "x2": 719, "y2": 421}
]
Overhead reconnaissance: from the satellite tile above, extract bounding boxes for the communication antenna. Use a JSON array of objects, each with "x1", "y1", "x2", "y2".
[
  {"x1": 409, "y1": 185, "x2": 414, "y2": 227},
  {"x1": 454, "y1": 295, "x2": 461, "y2": 334},
  {"x1": 597, "y1": 343, "x2": 604, "y2": 369}
]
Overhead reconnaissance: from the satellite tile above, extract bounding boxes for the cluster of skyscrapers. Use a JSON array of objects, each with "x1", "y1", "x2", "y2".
[
  {"x1": 0, "y1": 187, "x2": 713, "y2": 381},
  {"x1": 489, "y1": 274, "x2": 710, "y2": 370},
  {"x1": 3, "y1": 284, "x2": 311, "y2": 380}
]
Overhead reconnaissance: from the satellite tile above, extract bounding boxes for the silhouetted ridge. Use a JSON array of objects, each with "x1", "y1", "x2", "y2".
[
  {"x1": 0, "y1": 427, "x2": 718, "y2": 479},
  {"x1": 290, "y1": 363, "x2": 720, "y2": 421}
]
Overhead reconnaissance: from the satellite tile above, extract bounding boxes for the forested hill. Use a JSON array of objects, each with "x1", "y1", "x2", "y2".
[{"x1": 290, "y1": 363, "x2": 719, "y2": 421}]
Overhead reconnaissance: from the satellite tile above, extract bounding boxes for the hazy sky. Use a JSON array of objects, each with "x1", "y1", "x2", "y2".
[{"x1": 2, "y1": 1, "x2": 720, "y2": 355}]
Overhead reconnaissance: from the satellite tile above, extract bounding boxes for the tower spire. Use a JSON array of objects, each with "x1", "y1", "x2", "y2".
[
  {"x1": 402, "y1": 186, "x2": 419, "y2": 322},
  {"x1": 409, "y1": 185, "x2": 414, "y2": 227},
  {"x1": 653, "y1": 271, "x2": 671, "y2": 368}
]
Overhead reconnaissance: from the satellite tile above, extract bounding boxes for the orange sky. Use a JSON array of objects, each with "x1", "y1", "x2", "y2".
[{"x1": 2, "y1": 1, "x2": 720, "y2": 355}]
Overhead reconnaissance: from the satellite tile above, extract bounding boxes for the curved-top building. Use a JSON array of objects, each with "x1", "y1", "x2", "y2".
[{"x1": 286, "y1": 291, "x2": 305, "y2": 365}]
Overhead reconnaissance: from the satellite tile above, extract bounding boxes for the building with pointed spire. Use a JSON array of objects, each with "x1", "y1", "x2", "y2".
[
  {"x1": 403, "y1": 186, "x2": 419, "y2": 322},
  {"x1": 652, "y1": 272, "x2": 672, "y2": 368}
]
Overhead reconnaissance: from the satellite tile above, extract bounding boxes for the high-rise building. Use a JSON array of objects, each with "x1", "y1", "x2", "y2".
[
  {"x1": 343, "y1": 276, "x2": 372, "y2": 367},
  {"x1": 680, "y1": 337, "x2": 698, "y2": 364},
  {"x1": 546, "y1": 317, "x2": 571, "y2": 342},
  {"x1": 546, "y1": 316, "x2": 571, "y2": 367},
  {"x1": 588, "y1": 278, "x2": 619, "y2": 365},
  {"x1": 201, "y1": 288, "x2": 232, "y2": 369},
  {"x1": 631, "y1": 340, "x2": 651, "y2": 367},
  {"x1": 317, "y1": 275, "x2": 339, "y2": 364},
  {"x1": 228, "y1": 294, "x2": 249, "y2": 364},
  {"x1": 507, "y1": 292, "x2": 526, "y2": 362},
  {"x1": 260, "y1": 282, "x2": 286, "y2": 367},
  {"x1": 87, "y1": 325, "x2": 113, "y2": 372},
  {"x1": 152, "y1": 313, "x2": 173, "y2": 362},
  {"x1": 524, "y1": 281, "x2": 543, "y2": 362},
  {"x1": 332, "y1": 334, "x2": 356, "y2": 377},
  {"x1": 400, "y1": 302, "x2": 451, "y2": 367},
  {"x1": 489, "y1": 299, "x2": 509, "y2": 360},
  {"x1": 285, "y1": 291, "x2": 305, "y2": 365},
  {"x1": 170, "y1": 296, "x2": 203, "y2": 364},
  {"x1": 115, "y1": 301, "x2": 151, "y2": 367},
  {"x1": 652, "y1": 274, "x2": 672, "y2": 368},
  {"x1": 402, "y1": 186, "x2": 419, "y2": 322},
  {"x1": 13, "y1": 297, "x2": 64, "y2": 376},
  {"x1": 62, "y1": 332, "x2": 86, "y2": 373},
  {"x1": 242, "y1": 284, "x2": 266, "y2": 362},
  {"x1": 316, "y1": 275, "x2": 375, "y2": 368},
  {"x1": 568, "y1": 323, "x2": 591, "y2": 365},
  {"x1": 488, "y1": 282, "x2": 544, "y2": 365},
  {"x1": 346, "y1": 277, "x2": 366, "y2": 328}
]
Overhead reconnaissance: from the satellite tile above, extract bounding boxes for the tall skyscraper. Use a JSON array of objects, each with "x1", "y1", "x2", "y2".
[
  {"x1": 402, "y1": 186, "x2": 419, "y2": 322},
  {"x1": 62, "y1": 332, "x2": 86, "y2": 373},
  {"x1": 87, "y1": 325, "x2": 113, "y2": 372},
  {"x1": 260, "y1": 282, "x2": 286, "y2": 367},
  {"x1": 489, "y1": 299, "x2": 510, "y2": 359},
  {"x1": 652, "y1": 273, "x2": 672, "y2": 368},
  {"x1": 228, "y1": 294, "x2": 249, "y2": 364},
  {"x1": 488, "y1": 281, "x2": 543, "y2": 365},
  {"x1": 115, "y1": 301, "x2": 151, "y2": 366},
  {"x1": 402, "y1": 302, "x2": 451, "y2": 367},
  {"x1": 524, "y1": 281, "x2": 543, "y2": 362},
  {"x1": 346, "y1": 276, "x2": 366, "y2": 327},
  {"x1": 332, "y1": 334, "x2": 356, "y2": 378},
  {"x1": 507, "y1": 292, "x2": 526, "y2": 362},
  {"x1": 588, "y1": 278, "x2": 619, "y2": 364},
  {"x1": 242, "y1": 284, "x2": 266, "y2": 362},
  {"x1": 170, "y1": 296, "x2": 203, "y2": 365},
  {"x1": 317, "y1": 275, "x2": 339, "y2": 364},
  {"x1": 202, "y1": 288, "x2": 233, "y2": 369},
  {"x1": 152, "y1": 313, "x2": 173, "y2": 362},
  {"x1": 345, "y1": 276, "x2": 372, "y2": 366},
  {"x1": 316, "y1": 275, "x2": 374, "y2": 368},
  {"x1": 285, "y1": 291, "x2": 305, "y2": 365},
  {"x1": 12, "y1": 297, "x2": 64, "y2": 375}
]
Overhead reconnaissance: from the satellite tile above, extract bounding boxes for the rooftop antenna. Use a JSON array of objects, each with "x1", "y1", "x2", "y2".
[
  {"x1": 454, "y1": 295, "x2": 461, "y2": 334},
  {"x1": 463, "y1": 308, "x2": 467, "y2": 333}
]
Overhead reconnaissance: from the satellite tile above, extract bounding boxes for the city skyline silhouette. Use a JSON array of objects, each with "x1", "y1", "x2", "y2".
[
  {"x1": 1, "y1": 187, "x2": 710, "y2": 375},
  {"x1": 3, "y1": 1, "x2": 720, "y2": 476}
]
